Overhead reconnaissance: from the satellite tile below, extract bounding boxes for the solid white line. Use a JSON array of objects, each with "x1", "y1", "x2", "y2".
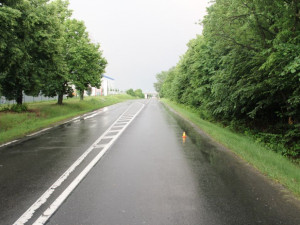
[
  {"x1": 0, "y1": 140, "x2": 18, "y2": 148},
  {"x1": 0, "y1": 107, "x2": 109, "y2": 149},
  {"x1": 27, "y1": 128, "x2": 51, "y2": 137},
  {"x1": 83, "y1": 112, "x2": 101, "y2": 120},
  {"x1": 13, "y1": 103, "x2": 143, "y2": 225},
  {"x1": 33, "y1": 103, "x2": 145, "y2": 225}
]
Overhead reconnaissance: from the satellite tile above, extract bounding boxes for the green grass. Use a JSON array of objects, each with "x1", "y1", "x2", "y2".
[
  {"x1": 161, "y1": 98, "x2": 300, "y2": 198},
  {"x1": 0, "y1": 95, "x2": 135, "y2": 144}
]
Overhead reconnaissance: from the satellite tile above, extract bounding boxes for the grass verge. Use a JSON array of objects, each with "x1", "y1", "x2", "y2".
[
  {"x1": 161, "y1": 98, "x2": 300, "y2": 198},
  {"x1": 0, "y1": 95, "x2": 135, "y2": 144}
]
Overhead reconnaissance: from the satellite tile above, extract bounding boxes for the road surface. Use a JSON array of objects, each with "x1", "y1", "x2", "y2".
[{"x1": 0, "y1": 99, "x2": 299, "y2": 225}]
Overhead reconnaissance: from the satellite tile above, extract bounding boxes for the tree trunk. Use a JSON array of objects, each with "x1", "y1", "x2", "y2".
[
  {"x1": 80, "y1": 90, "x2": 84, "y2": 101},
  {"x1": 16, "y1": 89, "x2": 23, "y2": 105},
  {"x1": 57, "y1": 93, "x2": 63, "y2": 105}
]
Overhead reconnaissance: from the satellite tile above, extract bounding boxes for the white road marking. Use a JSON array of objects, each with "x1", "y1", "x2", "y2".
[
  {"x1": 1, "y1": 108, "x2": 110, "y2": 148},
  {"x1": 107, "y1": 131, "x2": 119, "y2": 133},
  {"x1": 83, "y1": 112, "x2": 101, "y2": 120},
  {"x1": 13, "y1": 102, "x2": 145, "y2": 225},
  {"x1": 115, "y1": 122, "x2": 127, "y2": 125},
  {"x1": 33, "y1": 103, "x2": 145, "y2": 225},
  {"x1": 102, "y1": 136, "x2": 116, "y2": 139},
  {"x1": 94, "y1": 144, "x2": 106, "y2": 148},
  {"x1": 110, "y1": 129, "x2": 123, "y2": 132},
  {"x1": 0, "y1": 140, "x2": 18, "y2": 148},
  {"x1": 27, "y1": 128, "x2": 51, "y2": 137}
]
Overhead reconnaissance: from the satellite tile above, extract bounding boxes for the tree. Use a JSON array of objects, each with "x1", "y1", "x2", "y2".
[
  {"x1": 126, "y1": 88, "x2": 135, "y2": 97},
  {"x1": 156, "y1": 0, "x2": 300, "y2": 157},
  {"x1": 160, "y1": 67, "x2": 178, "y2": 101},
  {"x1": 63, "y1": 19, "x2": 107, "y2": 101},
  {"x1": 40, "y1": 6, "x2": 107, "y2": 104},
  {"x1": 39, "y1": 0, "x2": 72, "y2": 105},
  {"x1": 0, "y1": 0, "x2": 66, "y2": 104},
  {"x1": 154, "y1": 70, "x2": 168, "y2": 95},
  {"x1": 134, "y1": 89, "x2": 144, "y2": 98},
  {"x1": 0, "y1": 0, "x2": 106, "y2": 105},
  {"x1": 201, "y1": 0, "x2": 300, "y2": 124},
  {"x1": 126, "y1": 88, "x2": 144, "y2": 98}
]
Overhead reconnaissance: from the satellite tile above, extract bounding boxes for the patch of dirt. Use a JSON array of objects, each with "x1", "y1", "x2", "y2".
[
  {"x1": 0, "y1": 109, "x2": 42, "y2": 118},
  {"x1": 0, "y1": 111, "x2": 19, "y2": 115},
  {"x1": 28, "y1": 109, "x2": 42, "y2": 117}
]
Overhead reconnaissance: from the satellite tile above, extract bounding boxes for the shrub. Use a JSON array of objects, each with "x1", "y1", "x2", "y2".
[
  {"x1": 0, "y1": 105, "x2": 11, "y2": 112},
  {"x1": 10, "y1": 104, "x2": 28, "y2": 113}
]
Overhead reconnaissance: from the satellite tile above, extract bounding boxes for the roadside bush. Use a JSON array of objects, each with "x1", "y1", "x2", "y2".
[
  {"x1": 10, "y1": 104, "x2": 28, "y2": 113},
  {"x1": 126, "y1": 89, "x2": 135, "y2": 96},
  {"x1": 157, "y1": 0, "x2": 300, "y2": 159},
  {"x1": 0, "y1": 105, "x2": 11, "y2": 112},
  {"x1": 126, "y1": 88, "x2": 145, "y2": 98}
]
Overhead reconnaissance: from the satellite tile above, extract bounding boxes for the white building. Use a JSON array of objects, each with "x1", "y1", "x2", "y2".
[
  {"x1": 91, "y1": 75, "x2": 115, "y2": 96},
  {"x1": 71, "y1": 75, "x2": 115, "y2": 97}
]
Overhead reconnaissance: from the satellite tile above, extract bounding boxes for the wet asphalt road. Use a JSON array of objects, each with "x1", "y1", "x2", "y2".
[{"x1": 0, "y1": 99, "x2": 300, "y2": 225}]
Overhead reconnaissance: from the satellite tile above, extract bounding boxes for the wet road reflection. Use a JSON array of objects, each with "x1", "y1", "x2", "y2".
[
  {"x1": 0, "y1": 99, "x2": 299, "y2": 225},
  {"x1": 165, "y1": 104, "x2": 300, "y2": 225},
  {"x1": 47, "y1": 99, "x2": 300, "y2": 225},
  {"x1": 0, "y1": 102, "x2": 131, "y2": 225}
]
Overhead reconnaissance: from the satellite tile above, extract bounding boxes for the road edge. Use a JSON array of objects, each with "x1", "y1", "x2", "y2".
[
  {"x1": 0, "y1": 101, "x2": 129, "y2": 149},
  {"x1": 160, "y1": 99, "x2": 300, "y2": 202}
]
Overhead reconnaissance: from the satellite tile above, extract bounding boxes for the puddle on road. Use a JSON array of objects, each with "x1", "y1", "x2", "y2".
[{"x1": 162, "y1": 104, "x2": 234, "y2": 169}]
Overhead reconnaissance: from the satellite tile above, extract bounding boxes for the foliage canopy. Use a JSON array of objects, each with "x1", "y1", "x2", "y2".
[
  {"x1": 126, "y1": 88, "x2": 144, "y2": 98},
  {"x1": 156, "y1": 0, "x2": 300, "y2": 158},
  {"x1": 0, "y1": 0, "x2": 107, "y2": 105}
]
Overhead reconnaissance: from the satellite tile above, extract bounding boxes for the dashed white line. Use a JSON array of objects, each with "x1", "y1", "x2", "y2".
[
  {"x1": 102, "y1": 136, "x2": 116, "y2": 139},
  {"x1": 94, "y1": 144, "x2": 106, "y2": 148}
]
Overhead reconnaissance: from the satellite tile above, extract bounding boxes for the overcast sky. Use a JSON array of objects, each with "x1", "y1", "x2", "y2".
[{"x1": 68, "y1": 0, "x2": 210, "y2": 93}]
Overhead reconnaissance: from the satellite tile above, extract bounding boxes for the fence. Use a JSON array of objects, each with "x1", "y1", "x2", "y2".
[{"x1": 0, "y1": 93, "x2": 67, "y2": 105}]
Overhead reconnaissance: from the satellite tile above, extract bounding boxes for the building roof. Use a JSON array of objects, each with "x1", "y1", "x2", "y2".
[{"x1": 102, "y1": 75, "x2": 114, "y2": 80}]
